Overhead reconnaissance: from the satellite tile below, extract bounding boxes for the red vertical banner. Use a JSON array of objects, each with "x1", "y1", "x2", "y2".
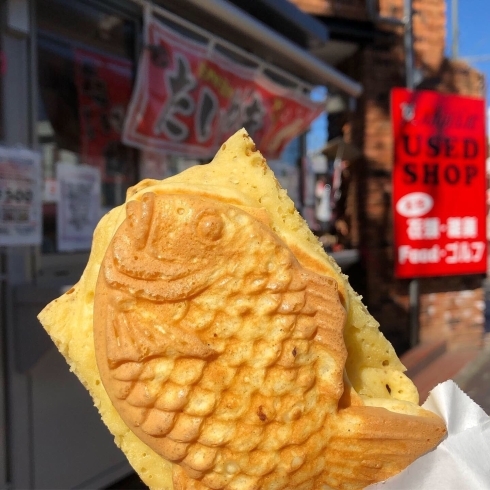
[
  {"x1": 392, "y1": 88, "x2": 487, "y2": 278},
  {"x1": 74, "y1": 49, "x2": 134, "y2": 187}
]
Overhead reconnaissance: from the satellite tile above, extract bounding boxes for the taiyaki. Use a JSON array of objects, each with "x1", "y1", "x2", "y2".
[{"x1": 39, "y1": 129, "x2": 446, "y2": 490}]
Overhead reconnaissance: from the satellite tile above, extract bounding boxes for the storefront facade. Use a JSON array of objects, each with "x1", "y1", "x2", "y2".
[
  {"x1": 0, "y1": 0, "x2": 361, "y2": 487},
  {"x1": 291, "y1": 0, "x2": 488, "y2": 354}
]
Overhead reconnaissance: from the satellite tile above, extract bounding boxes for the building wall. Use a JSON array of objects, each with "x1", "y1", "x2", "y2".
[
  {"x1": 292, "y1": 0, "x2": 369, "y2": 19},
  {"x1": 290, "y1": 0, "x2": 487, "y2": 353}
]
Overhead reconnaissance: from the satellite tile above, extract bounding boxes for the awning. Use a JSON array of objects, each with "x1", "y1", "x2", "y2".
[
  {"x1": 133, "y1": 0, "x2": 363, "y2": 98},
  {"x1": 322, "y1": 137, "x2": 361, "y2": 161}
]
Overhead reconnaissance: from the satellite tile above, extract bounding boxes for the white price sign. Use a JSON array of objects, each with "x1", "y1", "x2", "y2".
[
  {"x1": 0, "y1": 146, "x2": 42, "y2": 246},
  {"x1": 57, "y1": 162, "x2": 101, "y2": 252}
]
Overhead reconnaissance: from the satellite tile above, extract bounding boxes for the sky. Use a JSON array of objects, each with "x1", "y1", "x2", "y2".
[{"x1": 446, "y1": 1, "x2": 490, "y2": 104}]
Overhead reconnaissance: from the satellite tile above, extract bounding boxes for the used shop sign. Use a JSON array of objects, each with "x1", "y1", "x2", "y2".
[
  {"x1": 122, "y1": 15, "x2": 324, "y2": 159},
  {"x1": 391, "y1": 88, "x2": 487, "y2": 278}
]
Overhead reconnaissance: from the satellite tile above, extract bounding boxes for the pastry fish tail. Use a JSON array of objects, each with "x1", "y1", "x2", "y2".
[{"x1": 320, "y1": 405, "x2": 447, "y2": 490}]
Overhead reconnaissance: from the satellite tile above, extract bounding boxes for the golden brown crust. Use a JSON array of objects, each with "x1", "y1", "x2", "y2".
[
  {"x1": 39, "y1": 129, "x2": 447, "y2": 490},
  {"x1": 326, "y1": 406, "x2": 446, "y2": 488},
  {"x1": 94, "y1": 192, "x2": 349, "y2": 488}
]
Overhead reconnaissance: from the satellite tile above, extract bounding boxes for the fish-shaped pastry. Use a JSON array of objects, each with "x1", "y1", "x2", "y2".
[
  {"x1": 95, "y1": 191, "x2": 348, "y2": 489},
  {"x1": 39, "y1": 129, "x2": 446, "y2": 490}
]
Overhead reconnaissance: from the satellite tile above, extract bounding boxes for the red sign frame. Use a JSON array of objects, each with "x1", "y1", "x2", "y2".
[{"x1": 391, "y1": 88, "x2": 487, "y2": 278}]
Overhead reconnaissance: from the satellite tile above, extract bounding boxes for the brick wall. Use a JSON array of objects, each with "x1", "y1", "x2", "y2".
[
  {"x1": 291, "y1": 0, "x2": 487, "y2": 353},
  {"x1": 360, "y1": 1, "x2": 485, "y2": 352},
  {"x1": 415, "y1": 59, "x2": 486, "y2": 351},
  {"x1": 378, "y1": 0, "x2": 446, "y2": 72},
  {"x1": 418, "y1": 276, "x2": 485, "y2": 350}
]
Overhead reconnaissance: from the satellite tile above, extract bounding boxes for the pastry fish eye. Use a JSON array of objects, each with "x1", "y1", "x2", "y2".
[{"x1": 196, "y1": 211, "x2": 224, "y2": 242}]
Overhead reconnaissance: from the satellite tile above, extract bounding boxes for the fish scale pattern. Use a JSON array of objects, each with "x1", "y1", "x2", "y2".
[{"x1": 94, "y1": 192, "x2": 347, "y2": 489}]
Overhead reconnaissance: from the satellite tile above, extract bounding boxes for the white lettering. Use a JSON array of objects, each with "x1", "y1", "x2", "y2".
[
  {"x1": 407, "y1": 218, "x2": 423, "y2": 240},
  {"x1": 423, "y1": 217, "x2": 441, "y2": 239},
  {"x1": 445, "y1": 216, "x2": 478, "y2": 239},
  {"x1": 446, "y1": 217, "x2": 462, "y2": 238},
  {"x1": 461, "y1": 216, "x2": 478, "y2": 239},
  {"x1": 471, "y1": 241, "x2": 485, "y2": 262},
  {"x1": 407, "y1": 217, "x2": 441, "y2": 240},
  {"x1": 445, "y1": 241, "x2": 486, "y2": 264},
  {"x1": 398, "y1": 245, "x2": 441, "y2": 264}
]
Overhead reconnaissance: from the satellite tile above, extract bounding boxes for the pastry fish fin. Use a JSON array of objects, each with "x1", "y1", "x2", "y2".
[
  {"x1": 106, "y1": 306, "x2": 216, "y2": 368},
  {"x1": 126, "y1": 192, "x2": 155, "y2": 249},
  {"x1": 106, "y1": 306, "x2": 148, "y2": 367},
  {"x1": 322, "y1": 405, "x2": 447, "y2": 488},
  {"x1": 234, "y1": 204, "x2": 271, "y2": 227}
]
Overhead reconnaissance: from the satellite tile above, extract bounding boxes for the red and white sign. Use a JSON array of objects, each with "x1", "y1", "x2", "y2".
[
  {"x1": 122, "y1": 15, "x2": 324, "y2": 159},
  {"x1": 392, "y1": 88, "x2": 487, "y2": 278}
]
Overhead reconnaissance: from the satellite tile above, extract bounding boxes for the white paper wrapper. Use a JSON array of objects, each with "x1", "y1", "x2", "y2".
[{"x1": 367, "y1": 380, "x2": 490, "y2": 489}]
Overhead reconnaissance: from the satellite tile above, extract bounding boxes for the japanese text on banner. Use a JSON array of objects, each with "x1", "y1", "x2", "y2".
[{"x1": 123, "y1": 15, "x2": 324, "y2": 159}]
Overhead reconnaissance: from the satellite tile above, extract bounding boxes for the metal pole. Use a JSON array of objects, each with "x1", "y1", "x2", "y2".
[
  {"x1": 298, "y1": 132, "x2": 307, "y2": 213},
  {"x1": 404, "y1": 0, "x2": 419, "y2": 346},
  {"x1": 404, "y1": 0, "x2": 414, "y2": 90},
  {"x1": 452, "y1": 0, "x2": 459, "y2": 58},
  {"x1": 409, "y1": 277, "x2": 419, "y2": 347}
]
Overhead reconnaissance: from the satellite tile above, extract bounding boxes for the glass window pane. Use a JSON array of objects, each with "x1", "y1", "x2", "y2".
[{"x1": 36, "y1": 0, "x2": 138, "y2": 253}]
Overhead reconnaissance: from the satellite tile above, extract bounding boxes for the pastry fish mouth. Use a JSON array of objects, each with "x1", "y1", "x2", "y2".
[
  {"x1": 106, "y1": 252, "x2": 215, "y2": 301},
  {"x1": 114, "y1": 252, "x2": 211, "y2": 282}
]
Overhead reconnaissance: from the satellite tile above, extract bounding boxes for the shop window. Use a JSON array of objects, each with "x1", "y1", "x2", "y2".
[{"x1": 36, "y1": 0, "x2": 138, "y2": 253}]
